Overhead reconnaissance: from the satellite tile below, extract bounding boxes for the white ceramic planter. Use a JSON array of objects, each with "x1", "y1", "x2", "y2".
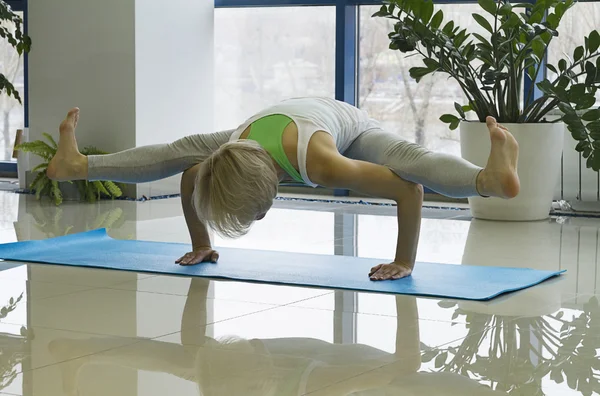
[{"x1": 460, "y1": 121, "x2": 564, "y2": 221}]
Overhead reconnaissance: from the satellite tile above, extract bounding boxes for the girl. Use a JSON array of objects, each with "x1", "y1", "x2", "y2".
[{"x1": 46, "y1": 97, "x2": 519, "y2": 281}]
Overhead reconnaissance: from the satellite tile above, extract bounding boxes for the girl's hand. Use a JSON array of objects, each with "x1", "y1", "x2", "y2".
[
  {"x1": 369, "y1": 262, "x2": 413, "y2": 281},
  {"x1": 176, "y1": 247, "x2": 219, "y2": 266}
]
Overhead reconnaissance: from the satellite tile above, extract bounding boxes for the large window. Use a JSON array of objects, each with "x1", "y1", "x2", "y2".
[
  {"x1": 214, "y1": 7, "x2": 336, "y2": 131},
  {"x1": 0, "y1": 10, "x2": 25, "y2": 162}
]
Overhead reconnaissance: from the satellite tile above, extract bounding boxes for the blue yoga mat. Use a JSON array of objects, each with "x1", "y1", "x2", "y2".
[{"x1": 0, "y1": 229, "x2": 565, "y2": 300}]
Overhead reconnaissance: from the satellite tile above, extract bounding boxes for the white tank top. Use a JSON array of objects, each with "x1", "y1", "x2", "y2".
[{"x1": 229, "y1": 97, "x2": 372, "y2": 187}]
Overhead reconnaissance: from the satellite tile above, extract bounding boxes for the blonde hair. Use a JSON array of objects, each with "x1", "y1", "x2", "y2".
[{"x1": 193, "y1": 140, "x2": 278, "y2": 238}]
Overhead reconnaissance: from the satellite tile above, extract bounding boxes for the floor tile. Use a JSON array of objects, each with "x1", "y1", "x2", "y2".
[
  {"x1": 109, "y1": 275, "x2": 333, "y2": 305},
  {"x1": 1, "y1": 285, "x2": 281, "y2": 338},
  {"x1": 3, "y1": 263, "x2": 154, "y2": 288},
  {"x1": 0, "y1": 322, "x2": 140, "y2": 381}
]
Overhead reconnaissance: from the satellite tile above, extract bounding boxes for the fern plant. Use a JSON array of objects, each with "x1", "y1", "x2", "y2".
[{"x1": 15, "y1": 134, "x2": 123, "y2": 205}]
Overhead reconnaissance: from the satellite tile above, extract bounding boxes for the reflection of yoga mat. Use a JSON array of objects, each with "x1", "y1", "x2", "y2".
[{"x1": 0, "y1": 229, "x2": 565, "y2": 301}]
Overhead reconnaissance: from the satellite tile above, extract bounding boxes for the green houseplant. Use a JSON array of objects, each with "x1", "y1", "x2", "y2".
[
  {"x1": 0, "y1": 1, "x2": 30, "y2": 103},
  {"x1": 16, "y1": 133, "x2": 123, "y2": 205},
  {"x1": 373, "y1": 0, "x2": 600, "y2": 220}
]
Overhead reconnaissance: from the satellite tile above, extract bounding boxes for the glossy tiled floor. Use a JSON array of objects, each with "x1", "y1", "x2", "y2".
[{"x1": 0, "y1": 192, "x2": 598, "y2": 395}]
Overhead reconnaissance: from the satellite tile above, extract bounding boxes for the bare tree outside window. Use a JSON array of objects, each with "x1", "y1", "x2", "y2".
[
  {"x1": 359, "y1": 5, "x2": 494, "y2": 157},
  {"x1": 0, "y1": 11, "x2": 25, "y2": 161}
]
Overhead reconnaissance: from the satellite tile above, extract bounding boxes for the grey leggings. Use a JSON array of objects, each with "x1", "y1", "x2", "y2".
[{"x1": 88, "y1": 128, "x2": 482, "y2": 198}]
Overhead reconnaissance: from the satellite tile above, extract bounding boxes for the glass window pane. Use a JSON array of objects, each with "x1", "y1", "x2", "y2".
[
  {"x1": 359, "y1": 5, "x2": 493, "y2": 156},
  {"x1": 0, "y1": 11, "x2": 24, "y2": 162},
  {"x1": 548, "y1": 2, "x2": 600, "y2": 104},
  {"x1": 214, "y1": 7, "x2": 336, "y2": 131}
]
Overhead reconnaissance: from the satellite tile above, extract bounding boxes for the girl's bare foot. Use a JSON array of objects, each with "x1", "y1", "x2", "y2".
[
  {"x1": 476, "y1": 116, "x2": 520, "y2": 199},
  {"x1": 47, "y1": 108, "x2": 88, "y2": 181}
]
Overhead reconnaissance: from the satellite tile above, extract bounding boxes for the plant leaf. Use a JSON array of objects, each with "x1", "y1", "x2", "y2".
[
  {"x1": 558, "y1": 59, "x2": 567, "y2": 72},
  {"x1": 430, "y1": 9, "x2": 443, "y2": 29},
  {"x1": 574, "y1": 45, "x2": 584, "y2": 62},
  {"x1": 104, "y1": 181, "x2": 123, "y2": 198},
  {"x1": 582, "y1": 109, "x2": 600, "y2": 121},
  {"x1": 536, "y1": 79, "x2": 554, "y2": 96},
  {"x1": 435, "y1": 351, "x2": 448, "y2": 368},
  {"x1": 442, "y1": 20, "x2": 454, "y2": 35},
  {"x1": 93, "y1": 181, "x2": 110, "y2": 197},
  {"x1": 51, "y1": 180, "x2": 63, "y2": 206},
  {"x1": 531, "y1": 37, "x2": 546, "y2": 60},
  {"x1": 589, "y1": 30, "x2": 600, "y2": 54},
  {"x1": 421, "y1": 350, "x2": 437, "y2": 363},
  {"x1": 472, "y1": 13, "x2": 493, "y2": 34},
  {"x1": 575, "y1": 94, "x2": 596, "y2": 110},
  {"x1": 477, "y1": 0, "x2": 498, "y2": 15},
  {"x1": 576, "y1": 141, "x2": 590, "y2": 152},
  {"x1": 32, "y1": 163, "x2": 49, "y2": 173},
  {"x1": 498, "y1": 3, "x2": 512, "y2": 16},
  {"x1": 409, "y1": 67, "x2": 435, "y2": 82},
  {"x1": 558, "y1": 102, "x2": 575, "y2": 115},
  {"x1": 42, "y1": 133, "x2": 58, "y2": 149},
  {"x1": 437, "y1": 300, "x2": 457, "y2": 309},
  {"x1": 440, "y1": 114, "x2": 461, "y2": 123},
  {"x1": 454, "y1": 102, "x2": 466, "y2": 118},
  {"x1": 591, "y1": 151, "x2": 600, "y2": 172},
  {"x1": 585, "y1": 61, "x2": 597, "y2": 86},
  {"x1": 423, "y1": 58, "x2": 440, "y2": 70},
  {"x1": 420, "y1": 0, "x2": 434, "y2": 24}
]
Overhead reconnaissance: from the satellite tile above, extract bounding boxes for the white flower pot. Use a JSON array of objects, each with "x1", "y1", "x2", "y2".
[{"x1": 460, "y1": 121, "x2": 564, "y2": 221}]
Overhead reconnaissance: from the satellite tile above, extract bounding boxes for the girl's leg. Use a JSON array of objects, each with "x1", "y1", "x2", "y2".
[
  {"x1": 343, "y1": 118, "x2": 519, "y2": 199},
  {"x1": 47, "y1": 108, "x2": 234, "y2": 183}
]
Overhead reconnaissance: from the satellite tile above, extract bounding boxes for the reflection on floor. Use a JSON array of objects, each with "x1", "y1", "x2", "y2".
[{"x1": 0, "y1": 192, "x2": 598, "y2": 395}]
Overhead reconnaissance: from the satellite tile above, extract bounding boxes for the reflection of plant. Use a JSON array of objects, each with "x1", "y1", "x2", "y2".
[
  {"x1": 16, "y1": 134, "x2": 123, "y2": 205},
  {"x1": 548, "y1": 296, "x2": 600, "y2": 395},
  {"x1": 29, "y1": 205, "x2": 126, "y2": 238},
  {"x1": 0, "y1": 293, "x2": 31, "y2": 391},
  {"x1": 0, "y1": 293, "x2": 22, "y2": 321},
  {"x1": 421, "y1": 297, "x2": 600, "y2": 396}
]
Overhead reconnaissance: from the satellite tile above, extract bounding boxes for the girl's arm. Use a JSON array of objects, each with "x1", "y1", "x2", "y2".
[
  {"x1": 177, "y1": 163, "x2": 219, "y2": 265},
  {"x1": 309, "y1": 141, "x2": 423, "y2": 281}
]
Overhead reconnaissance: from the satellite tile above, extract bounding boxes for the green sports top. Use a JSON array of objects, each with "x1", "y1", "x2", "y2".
[{"x1": 246, "y1": 114, "x2": 304, "y2": 183}]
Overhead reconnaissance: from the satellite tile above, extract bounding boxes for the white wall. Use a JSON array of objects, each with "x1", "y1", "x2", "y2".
[
  {"x1": 28, "y1": 0, "x2": 214, "y2": 198},
  {"x1": 134, "y1": 0, "x2": 214, "y2": 147},
  {"x1": 27, "y1": 0, "x2": 136, "y2": 155}
]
